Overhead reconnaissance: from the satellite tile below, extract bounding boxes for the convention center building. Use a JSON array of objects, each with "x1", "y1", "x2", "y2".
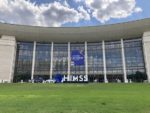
[{"x1": 0, "y1": 18, "x2": 150, "y2": 83}]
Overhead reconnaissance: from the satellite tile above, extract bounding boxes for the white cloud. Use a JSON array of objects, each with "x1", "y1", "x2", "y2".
[
  {"x1": 0, "y1": 0, "x2": 39, "y2": 25},
  {"x1": 78, "y1": 6, "x2": 90, "y2": 21},
  {"x1": 41, "y1": 2, "x2": 87, "y2": 27},
  {"x1": 74, "y1": 0, "x2": 83, "y2": 3},
  {"x1": 63, "y1": 0, "x2": 70, "y2": 7},
  {"x1": 0, "y1": 0, "x2": 89, "y2": 27},
  {"x1": 134, "y1": 7, "x2": 142, "y2": 13},
  {"x1": 0, "y1": 0, "x2": 143, "y2": 26},
  {"x1": 85, "y1": 0, "x2": 142, "y2": 23}
]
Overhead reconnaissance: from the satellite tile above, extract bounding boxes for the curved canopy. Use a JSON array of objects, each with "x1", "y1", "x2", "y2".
[{"x1": 0, "y1": 18, "x2": 150, "y2": 43}]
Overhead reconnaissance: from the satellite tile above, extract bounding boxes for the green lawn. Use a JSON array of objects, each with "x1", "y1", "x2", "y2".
[{"x1": 0, "y1": 83, "x2": 150, "y2": 113}]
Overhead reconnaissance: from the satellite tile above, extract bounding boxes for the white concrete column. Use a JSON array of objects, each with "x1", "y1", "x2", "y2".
[
  {"x1": 85, "y1": 42, "x2": 88, "y2": 79},
  {"x1": 121, "y1": 39, "x2": 128, "y2": 83},
  {"x1": 142, "y1": 31, "x2": 150, "y2": 83},
  {"x1": 102, "y1": 40, "x2": 108, "y2": 83},
  {"x1": 50, "y1": 42, "x2": 54, "y2": 79},
  {"x1": 31, "y1": 41, "x2": 36, "y2": 80},
  {"x1": 67, "y1": 42, "x2": 71, "y2": 80},
  {"x1": 10, "y1": 38, "x2": 17, "y2": 82},
  {"x1": 0, "y1": 35, "x2": 16, "y2": 83}
]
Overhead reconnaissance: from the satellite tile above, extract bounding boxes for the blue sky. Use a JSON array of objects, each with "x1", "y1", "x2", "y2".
[{"x1": 0, "y1": 0, "x2": 149, "y2": 27}]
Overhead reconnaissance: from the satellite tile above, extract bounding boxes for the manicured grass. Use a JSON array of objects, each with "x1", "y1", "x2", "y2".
[{"x1": 0, "y1": 83, "x2": 150, "y2": 113}]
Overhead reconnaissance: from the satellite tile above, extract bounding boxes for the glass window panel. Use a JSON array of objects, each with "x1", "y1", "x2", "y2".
[
  {"x1": 124, "y1": 38, "x2": 146, "y2": 81},
  {"x1": 53, "y1": 44, "x2": 68, "y2": 75},
  {"x1": 87, "y1": 43, "x2": 103, "y2": 75},
  {"x1": 70, "y1": 43, "x2": 85, "y2": 75},
  {"x1": 14, "y1": 42, "x2": 33, "y2": 82},
  {"x1": 34, "y1": 43, "x2": 51, "y2": 75}
]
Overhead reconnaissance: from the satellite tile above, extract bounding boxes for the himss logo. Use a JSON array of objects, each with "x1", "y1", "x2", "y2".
[
  {"x1": 72, "y1": 55, "x2": 84, "y2": 61},
  {"x1": 71, "y1": 50, "x2": 85, "y2": 66},
  {"x1": 63, "y1": 75, "x2": 88, "y2": 82}
]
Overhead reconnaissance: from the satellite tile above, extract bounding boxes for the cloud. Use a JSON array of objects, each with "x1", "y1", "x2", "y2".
[
  {"x1": 63, "y1": 0, "x2": 70, "y2": 7},
  {"x1": 0, "y1": 0, "x2": 90, "y2": 27},
  {"x1": 74, "y1": 0, "x2": 84, "y2": 3},
  {"x1": 134, "y1": 7, "x2": 142, "y2": 13},
  {"x1": 78, "y1": 6, "x2": 90, "y2": 21},
  {"x1": 41, "y1": 2, "x2": 89, "y2": 27},
  {"x1": 85, "y1": 0, "x2": 143, "y2": 23},
  {"x1": 0, "y1": 0, "x2": 38, "y2": 25},
  {"x1": 0, "y1": 0, "x2": 143, "y2": 27}
]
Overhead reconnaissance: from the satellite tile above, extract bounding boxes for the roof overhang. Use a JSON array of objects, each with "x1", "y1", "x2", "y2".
[{"x1": 0, "y1": 18, "x2": 150, "y2": 43}]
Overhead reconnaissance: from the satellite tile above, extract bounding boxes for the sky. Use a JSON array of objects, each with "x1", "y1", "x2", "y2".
[{"x1": 0, "y1": 0, "x2": 149, "y2": 27}]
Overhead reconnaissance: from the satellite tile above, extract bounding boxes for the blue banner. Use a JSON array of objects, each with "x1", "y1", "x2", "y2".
[{"x1": 71, "y1": 50, "x2": 84, "y2": 66}]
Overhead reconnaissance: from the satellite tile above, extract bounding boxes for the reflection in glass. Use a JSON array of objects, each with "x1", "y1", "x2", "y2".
[
  {"x1": 53, "y1": 44, "x2": 68, "y2": 76},
  {"x1": 14, "y1": 38, "x2": 146, "y2": 82},
  {"x1": 124, "y1": 39, "x2": 146, "y2": 82},
  {"x1": 87, "y1": 43, "x2": 104, "y2": 82},
  {"x1": 70, "y1": 43, "x2": 85, "y2": 75},
  {"x1": 105, "y1": 41, "x2": 123, "y2": 82},
  {"x1": 14, "y1": 42, "x2": 33, "y2": 82},
  {"x1": 34, "y1": 43, "x2": 51, "y2": 77}
]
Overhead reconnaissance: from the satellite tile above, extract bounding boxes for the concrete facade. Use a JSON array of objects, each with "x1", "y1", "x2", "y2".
[{"x1": 0, "y1": 35, "x2": 16, "y2": 83}]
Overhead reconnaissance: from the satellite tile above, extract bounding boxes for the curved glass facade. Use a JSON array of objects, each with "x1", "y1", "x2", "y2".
[
  {"x1": 87, "y1": 43, "x2": 103, "y2": 82},
  {"x1": 53, "y1": 44, "x2": 68, "y2": 76},
  {"x1": 124, "y1": 39, "x2": 146, "y2": 82},
  {"x1": 70, "y1": 43, "x2": 85, "y2": 75},
  {"x1": 105, "y1": 41, "x2": 123, "y2": 82},
  {"x1": 14, "y1": 38, "x2": 146, "y2": 82},
  {"x1": 14, "y1": 42, "x2": 33, "y2": 82},
  {"x1": 34, "y1": 43, "x2": 51, "y2": 79}
]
